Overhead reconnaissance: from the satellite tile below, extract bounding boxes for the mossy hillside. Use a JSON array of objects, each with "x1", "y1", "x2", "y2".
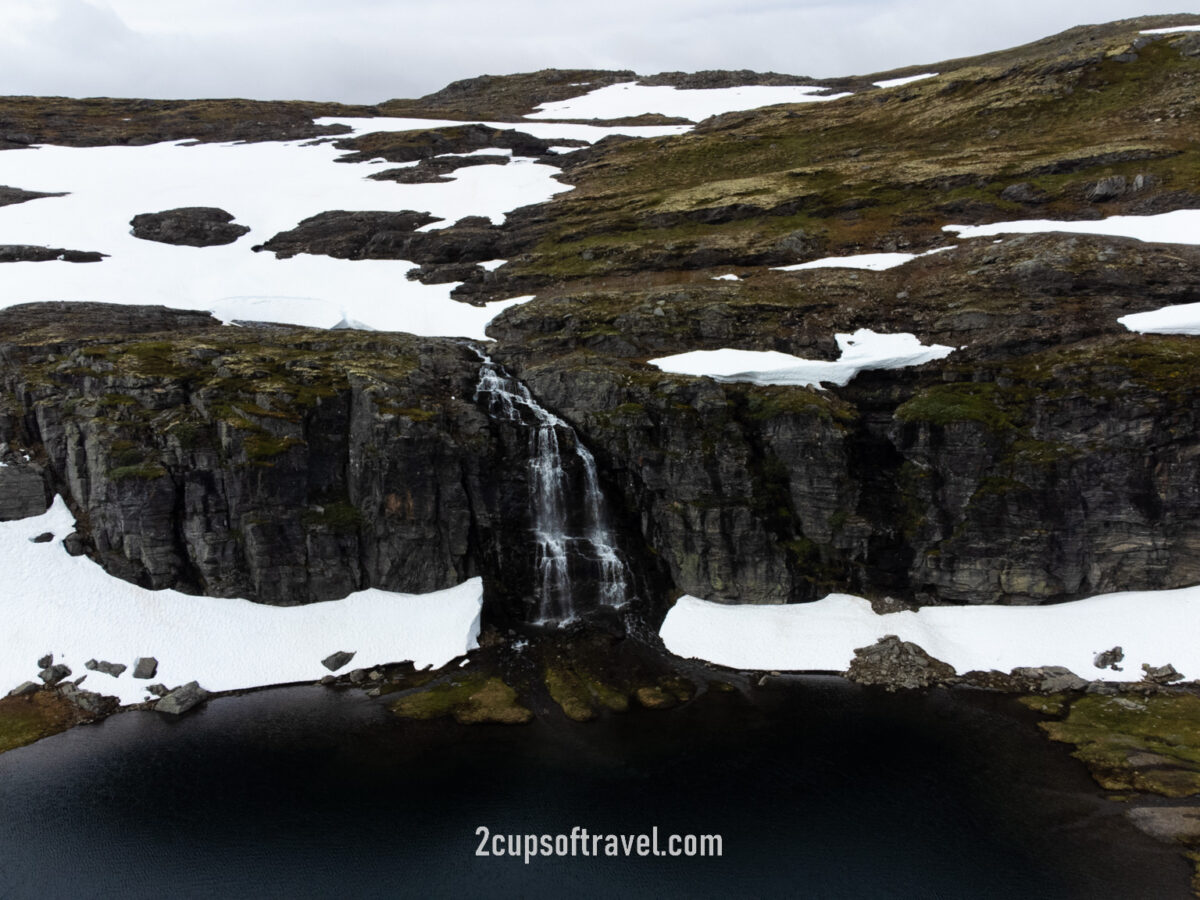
[
  {"x1": 505, "y1": 29, "x2": 1200, "y2": 284},
  {"x1": 0, "y1": 96, "x2": 377, "y2": 148}
]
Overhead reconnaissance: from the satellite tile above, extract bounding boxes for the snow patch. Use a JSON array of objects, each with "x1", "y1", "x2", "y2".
[
  {"x1": 944, "y1": 209, "x2": 1200, "y2": 245},
  {"x1": 1119, "y1": 303, "x2": 1200, "y2": 335},
  {"x1": 648, "y1": 329, "x2": 954, "y2": 388},
  {"x1": 660, "y1": 588, "x2": 1200, "y2": 680},
  {"x1": 0, "y1": 498, "x2": 482, "y2": 706},
  {"x1": 773, "y1": 246, "x2": 955, "y2": 272},
  {"x1": 874, "y1": 73, "x2": 938, "y2": 88},
  {"x1": 526, "y1": 83, "x2": 849, "y2": 123},
  {"x1": 1140, "y1": 25, "x2": 1200, "y2": 34}
]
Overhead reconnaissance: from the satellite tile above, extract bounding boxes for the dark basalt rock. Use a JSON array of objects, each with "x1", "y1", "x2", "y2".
[
  {"x1": 252, "y1": 209, "x2": 443, "y2": 259},
  {"x1": 0, "y1": 185, "x2": 67, "y2": 207},
  {"x1": 332, "y1": 124, "x2": 561, "y2": 165},
  {"x1": 0, "y1": 245, "x2": 106, "y2": 263},
  {"x1": 0, "y1": 457, "x2": 50, "y2": 521},
  {"x1": 845, "y1": 635, "x2": 956, "y2": 690},
  {"x1": 130, "y1": 207, "x2": 250, "y2": 247},
  {"x1": 369, "y1": 154, "x2": 510, "y2": 185}
]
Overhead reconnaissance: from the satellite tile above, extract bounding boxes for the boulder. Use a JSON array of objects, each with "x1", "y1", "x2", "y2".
[
  {"x1": 1086, "y1": 175, "x2": 1127, "y2": 202},
  {"x1": 84, "y1": 659, "x2": 127, "y2": 678},
  {"x1": 132, "y1": 657, "x2": 158, "y2": 679},
  {"x1": 1011, "y1": 666, "x2": 1088, "y2": 693},
  {"x1": 321, "y1": 650, "x2": 355, "y2": 672},
  {"x1": 1141, "y1": 663, "x2": 1184, "y2": 685},
  {"x1": 845, "y1": 635, "x2": 956, "y2": 690},
  {"x1": 129, "y1": 207, "x2": 250, "y2": 247},
  {"x1": 1093, "y1": 646, "x2": 1124, "y2": 671},
  {"x1": 155, "y1": 681, "x2": 210, "y2": 715},
  {"x1": 38, "y1": 664, "x2": 71, "y2": 686},
  {"x1": 146, "y1": 683, "x2": 169, "y2": 697},
  {"x1": 36, "y1": 653, "x2": 53, "y2": 669},
  {"x1": 29, "y1": 532, "x2": 54, "y2": 543},
  {"x1": 1000, "y1": 182, "x2": 1049, "y2": 204},
  {"x1": 60, "y1": 684, "x2": 119, "y2": 717}
]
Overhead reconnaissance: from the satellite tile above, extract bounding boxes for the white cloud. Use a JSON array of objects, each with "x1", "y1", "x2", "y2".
[{"x1": 0, "y1": 0, "x2": 1190, "y2": 103}]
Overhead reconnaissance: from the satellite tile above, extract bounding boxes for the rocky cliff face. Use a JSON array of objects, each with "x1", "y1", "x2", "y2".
[
  {"x1": 0, "y1": 304, "x2": 655, "y2": 621},
  {"x1": 1, "y1": 16, "x2": 1199, "y2": 625}
]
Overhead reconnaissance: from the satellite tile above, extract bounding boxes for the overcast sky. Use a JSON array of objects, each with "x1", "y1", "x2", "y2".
[{"x1": 0, "y1": 1, "x2": 1191, "y2": 103}]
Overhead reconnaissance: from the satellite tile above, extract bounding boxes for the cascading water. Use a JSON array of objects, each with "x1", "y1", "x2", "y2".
[{"x1": 473, "y1": 353, "x2": 630, "y2": 624}]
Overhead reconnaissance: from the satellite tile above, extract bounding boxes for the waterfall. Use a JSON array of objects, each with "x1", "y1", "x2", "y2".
[{"x1": 473, "y1": 354, "x2": 630, "y2": 624}]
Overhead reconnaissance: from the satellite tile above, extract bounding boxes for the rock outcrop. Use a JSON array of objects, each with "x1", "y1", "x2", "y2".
[
  {"x1": 130, "y1": 208, "x2": 250, "y2": 247},
  {"x1": 846, "y1": 636, "x2": 956, "y2": 690}
]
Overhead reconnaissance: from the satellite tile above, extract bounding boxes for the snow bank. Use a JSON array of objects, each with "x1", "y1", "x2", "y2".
[
  {"x1": 0, "y1": 138, "x2": 559, "y2": 337},
  {"x1": 526, "y1": 83, "x2": 849, "y2": 122},
  {"x1": 874, "y1": 73, "x2": 938, "y2": 88},
  {"x1": 648, "y1": 329, "x2": 954, "y2": 388},
  {"x1": 0, "y1": 499, "x2": 482, "y2": 705},
  {"x1": 944, "y1": 209, "x2": 1200, "y2": 245},
  {"x1": 0, "y1": 109, "x2": 693, "y2": 338},
  {"x1": 661, "y1": 589, "x2": 1200, "y2": 681},
  {"x1": 1119, "y1": 303, "x2": 1200, "y2": 335},
  {"x1": 1140, "y1": 25, "x2": 1200, "y2": 34}
]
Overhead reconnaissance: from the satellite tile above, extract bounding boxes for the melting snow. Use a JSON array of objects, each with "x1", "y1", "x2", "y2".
[
  {"x1": 660, "y1": 589, "x2": 1200, "y2": 680},
  {"x1": 1140, "y1": 25, "x2": 1200, "y2": 34},
  {"x1": 1119, "y1": 303, "x2": 1200, "y2": 335},
  {"x1": 0, "y1": 498, "x2": 482, "y2": 705},
  {"x1": 944, "y1": 209, "x2": 1200, "y2": 245},
  {"x1": 773, "y1": 246, "x2": 954, "y2": 272},
  {"x1": 873, "y1": 73, "x2": 938, "y2": 88},
  {"x1": 648, "y1": 329, "x2": 954, "y2": 388},
  {"x1": 525, "y1": 83, "x2": 850, "y2": 122}
]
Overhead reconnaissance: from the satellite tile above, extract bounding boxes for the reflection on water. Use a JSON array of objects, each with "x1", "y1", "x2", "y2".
[{"x1": 0, "y1": 679, "x2": 1188, "y2": 899}]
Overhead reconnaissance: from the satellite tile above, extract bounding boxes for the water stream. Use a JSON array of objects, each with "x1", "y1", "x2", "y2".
[{"x1": 473, "y1": 353, "x2": 629, "y2": 623}]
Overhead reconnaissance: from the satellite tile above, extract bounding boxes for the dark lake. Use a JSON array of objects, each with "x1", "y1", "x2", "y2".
[{"x1": 0, "y1": 678, "x2": 1187, "y2": 899}]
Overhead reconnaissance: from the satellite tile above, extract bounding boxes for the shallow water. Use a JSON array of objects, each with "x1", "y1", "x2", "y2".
[{"x1": 0, "y1": 679, "x2": 1187, "y2": 899}]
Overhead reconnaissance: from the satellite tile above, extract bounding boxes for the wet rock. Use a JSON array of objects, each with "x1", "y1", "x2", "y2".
[
  {"x1": 84, "y1": 659, "x2": 127, "y2": 678},
  {"x1": 321, "y1": 650, "x2": 356, "y2": 672},
  {"x1": 1093, "y1": 646, "x2": 1124, "y2": 671},
  {"x1": 347, "y1": 668, "x2": 367, "y2": 685},
  {"x1": 129, "y1": 207, "x2": 250, "y2": 247},
  {"x1": 7, "y1": 681, "x2": 40, "y2": 697},
  {"x1": 319, "y1": 675, "x2": 337, "y2": 686},
  {"x1": 132, "y1": 657, "x2": 158, "y2": 679},
  {"x1": 1141, "y1": 663, "x2": 1184, "y2": 685},
  {"x1": 155, "y1": 681, "x2": 210, "y2": 715},
  {"x1": 38, "y1": 664, "x2": 71, "y2": 686},
  {"x1": 846, "y1": 635, "x2": 956, "y2": 690}
]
